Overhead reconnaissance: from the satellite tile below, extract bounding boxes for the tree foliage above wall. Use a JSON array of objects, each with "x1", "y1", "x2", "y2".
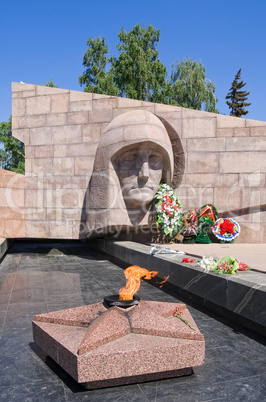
[
  {"x1": 0, "y1": 117, "x2": 25, "y2": 174},
  {"x1": 79, "y1": 24, "x2": 218, "y2": 113},
  {"x1": 225, "y1": 68, "x2": 251, "y2": 117}
]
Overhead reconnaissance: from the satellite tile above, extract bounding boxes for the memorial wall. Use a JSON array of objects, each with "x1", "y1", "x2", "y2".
[{"x1": 0, "y1": 82, "x2": 264, "y2": 242}]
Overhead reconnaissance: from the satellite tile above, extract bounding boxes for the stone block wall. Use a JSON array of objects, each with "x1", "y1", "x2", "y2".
[
  {"x1": 0, "y1": 169, "x2": 25, "y2": 237},
  {"x1": 8, "y1": 82, "x2": 266, "y2": 242}
]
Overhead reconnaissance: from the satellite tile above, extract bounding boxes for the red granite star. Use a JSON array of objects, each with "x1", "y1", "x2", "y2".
[{"x1": 34, "y1": 300, "x2": 203, "y2": 356}]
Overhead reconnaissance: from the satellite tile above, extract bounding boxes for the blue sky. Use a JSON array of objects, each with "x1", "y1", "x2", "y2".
[{"x1": 1, "y1": 0, "x2": 266, "y2": 122}]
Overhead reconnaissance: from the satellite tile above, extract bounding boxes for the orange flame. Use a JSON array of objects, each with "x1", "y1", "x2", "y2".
[
  {"x1": 159, "y1": 275, "x2": 170, "y2": 288},
  {"x1": 119, "y1": 265, "x2": 158, "y2": 301}
]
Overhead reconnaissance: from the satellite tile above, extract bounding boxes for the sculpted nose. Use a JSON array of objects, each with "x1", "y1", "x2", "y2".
[{"x1": 139, "y1": 161, "x2": 149, "y2": 179}]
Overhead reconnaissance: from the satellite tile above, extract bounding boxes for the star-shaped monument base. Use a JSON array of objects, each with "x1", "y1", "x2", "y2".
[{"x1": 32, "y1": 300, "x2": 205, "y2": 390}]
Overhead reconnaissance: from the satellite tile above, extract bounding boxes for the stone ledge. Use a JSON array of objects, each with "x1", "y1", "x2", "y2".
[
  {"x1": 0, "y1": 238, "x2": 13, "y2": 261},
  {"x1": 90, "y1": 240, "x2": 266, "y2": 337}
]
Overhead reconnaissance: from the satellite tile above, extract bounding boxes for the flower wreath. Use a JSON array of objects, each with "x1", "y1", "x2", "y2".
[
  {"x1": 212, "y1": 218, "x2": 240, "y2": 242},
  {"x1": 154, "y1": 184, "x2": 183, "y2": 238}
]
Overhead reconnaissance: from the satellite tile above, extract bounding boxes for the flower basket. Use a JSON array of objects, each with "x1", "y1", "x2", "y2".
[{"x1": 212, "y1": 218, "x2": 240, "y2": 242}]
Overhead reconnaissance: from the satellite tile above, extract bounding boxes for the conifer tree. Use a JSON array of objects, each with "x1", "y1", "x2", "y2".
[{"x1": 225, "y1": 68, "x2": 251, "y2": 117}]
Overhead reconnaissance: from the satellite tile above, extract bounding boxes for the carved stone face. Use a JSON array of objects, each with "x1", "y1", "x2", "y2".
[{"x1": 113, "y1": 142, "x2": 164, "y2": 209}]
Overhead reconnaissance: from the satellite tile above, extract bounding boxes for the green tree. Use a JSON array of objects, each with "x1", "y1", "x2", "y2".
[
  {"x1": 225, "y1": 68, "x2": 251, "y2": 117},
  {"x1": 79, "y1": 36, "x2": 117, "y2": 95},
  {"x1": 45, "y1": 79, "x2": 58, "y2": 88},
  {"x1": 79, "y1": 26, "x2": 218, "y2": 111},
  {"x1": 0, "y1": 117, "x2": 25, "y2": 174},
  {"x1": 79, "y1": 25, "x2": 171, "y2": 103},
  {"x1": 171, "y1": 58, "x2": 218, "y2": 113},
  {"x1": 113, "y1": 24, "x2": 170, "y2": 103}
]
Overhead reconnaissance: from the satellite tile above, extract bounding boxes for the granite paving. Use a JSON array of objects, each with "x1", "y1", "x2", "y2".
[{"x1": 0, "y1": 239, "x2": 265, "y2": 401}]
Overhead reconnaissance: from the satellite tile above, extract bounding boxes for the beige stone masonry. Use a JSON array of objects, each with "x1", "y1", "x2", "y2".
[
  {"x1": 226, "y1": 137, "x2": 266, "y2": 152},
  {"x1": 182, "y1": 117, "x2": 216, "y2": 138},
  {"x1": 74, "y1": 156, "x2": 95, "y2": 175},
  {"x1": 245, "y1": 119, "x2": 266, "y2": 127},
  {"x1": 0, "y1": 188, "x2": 24, "y2": 208},
  {"x1": 187, "y1": 152, "x2": 219, "y2": 173},
  {"x1": 25, "y1": 188, "x2": 45, "y2": 209},
  {"x1": 250, "y1": 126, "x2": 266, "y2": 136},
  {"x1": 155, "y1": 111, "x2": 182, "y2": 122},
  {"x1": 53, "y1": 157, "x2": 75, "y2": 176},
  {"x1": 117, "y1": 97, "x2": 143, "y2": 108},
  {"x1": 13, "y1": 90, "x2": 36, "y2": 99},
  {"x1": 31, "y1": 157, "x2": 54, "y2": 175},
  {"x1": 36, "y1": 86, "x2": 69, "y2": 96},
  {"x1": 51, "y1": 125, "x2": 82, "y2": 144},
  {"x1": 30, "y1": 127, "x2": 52, "y2": 145},
  {"x1": 70, "y1": 91, "x2": 93, "y2": 102},
  {"x1": 12, "y1": 98, "x2": 26, "y2": 116},
  {"x1": 239, "y1": 172, "x2": 265, "y2": 188},
  {"x1": 13, "y1": 128, "x2": 29, "y2": 144},
  {"x1": 67, "y1": 143, "x2": 97, "y2": 157},
  {"x1": 26, "y1": 96, "x2": 51, "y2": 115},
  {"x1": 187, "y1": 138, "x2": 225, "y2": 152},
  {"x1": 25, "y1": 221, "x2": 50, "y2": 237},
  {"x1": 25, "y1": 208, "x2": 47, "y2": 220},
  {"x1": 12, "y1": 82, "x2": 36, "y2": 92},
  {"x1": 6, "y1": 82, "x2": 266, "y2": 242},
  {"x1": 69, "y1": 100, "x2": 92, "y2": 112},
  {"x1": 72, "y1": 175, "x2": 89, "y2": 190},
  {"x1": 220, "y1": 152, "x2": 266, "y2": 173},
  {"x1": 34, "y1": 145, "x2": 54, "y2": 158},
  {"x1": 92, "y1": 93, "x2": 111, "y2": 99},
  {"x1": 0, "y1": 206, "x2": 24, "y2": 220},
  {"x1": 213, "y1": 186, "x2": 243, "y2": 212},
  {"x1": 49, "y1": 220, "x2": 73, "y2": 238},
  {"x1": 51, "y1": 93, "x2": 69, "y2": 113},
  {"x1": 14, "y1": 114, "x2": 46, "y2": 130},
  {"x1": 4, "y1": 219, "x2": 25, "y2": 238},
  {"x1": 82, "y1": 123, "x2": 102, "y2": 142},
  {"x1": 89, "y1": 109, "x2": 113, "y2": 123},
  {"x1": 23, "y1": 152, "x2": 33, "y2": 165},
  {"x1": 217, "y1": 115, "x2": 246, "y2": 129},
  {"x1": 181, "y1": 108, "x2": 216, "y2": 119},
  {"x1": 67, "y1": 111, "x2": 89, "y2": 125},
  {"x1": 46, "y1": 208, "x2": 82, "y2": 221},
  {"x1": 50, "y1": 188, "x2": 85, "y2": 209},
  {"x1": 154, "y1": 103, "x2": 182, "y2": 114},
  {"x1": 233, "y1": 127, "x2": 251, "y2": 137},
  {"x1": 185, "y1": 173, "x2": 238, "y2": 187},
  {"x1": 92, "y1": 98, "x2": 117, "y2": 110},
  {"x1": 0, "y1": 170, "x2": 24, "y2": 188},
  {"x1": 217, "y1": 128, "x2": 234, "y2": 137},
  {"x1": 54, "y1": 144, "x2": 68, "y2": 157},
  {"x1": 46, "y1": 113, "x2": 68, "y2": 127}
]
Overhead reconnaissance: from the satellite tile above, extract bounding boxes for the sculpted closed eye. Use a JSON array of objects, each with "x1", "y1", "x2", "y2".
[
  {"x1": 149, "y1": 154, "x2": 163, "y2": 167},
  {"x1": 120, "y1": 153, "x2": 137, "y2": 166}
]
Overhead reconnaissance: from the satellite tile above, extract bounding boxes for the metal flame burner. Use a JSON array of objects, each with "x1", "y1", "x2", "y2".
[{"x1": 103, "y1": 294, "x2": 140, "y2": 308}]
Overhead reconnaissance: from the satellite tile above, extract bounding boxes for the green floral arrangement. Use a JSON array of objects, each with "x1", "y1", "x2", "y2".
[
  {"x1": 154, "y1": 184, "x2": 183, "y2": 238},
  {"x1": 213, "y1": 256, "x2": 239, "y2": 274},
  {"x1": 181, "y1": 209, "x2": 201, "y2": 237}
]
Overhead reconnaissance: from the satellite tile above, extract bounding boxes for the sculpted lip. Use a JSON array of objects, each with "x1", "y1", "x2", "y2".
[{"x1": 129, "y1": 185, "x2": 155, "y2": 190}]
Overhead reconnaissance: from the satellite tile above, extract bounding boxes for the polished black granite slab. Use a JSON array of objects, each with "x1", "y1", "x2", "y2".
[
  {"x1": 93, "y1": 239, "x2": 266, "y2": 336},
  {"x1": 0, "y1": 239, "x2": 265, "y2": 401}
]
